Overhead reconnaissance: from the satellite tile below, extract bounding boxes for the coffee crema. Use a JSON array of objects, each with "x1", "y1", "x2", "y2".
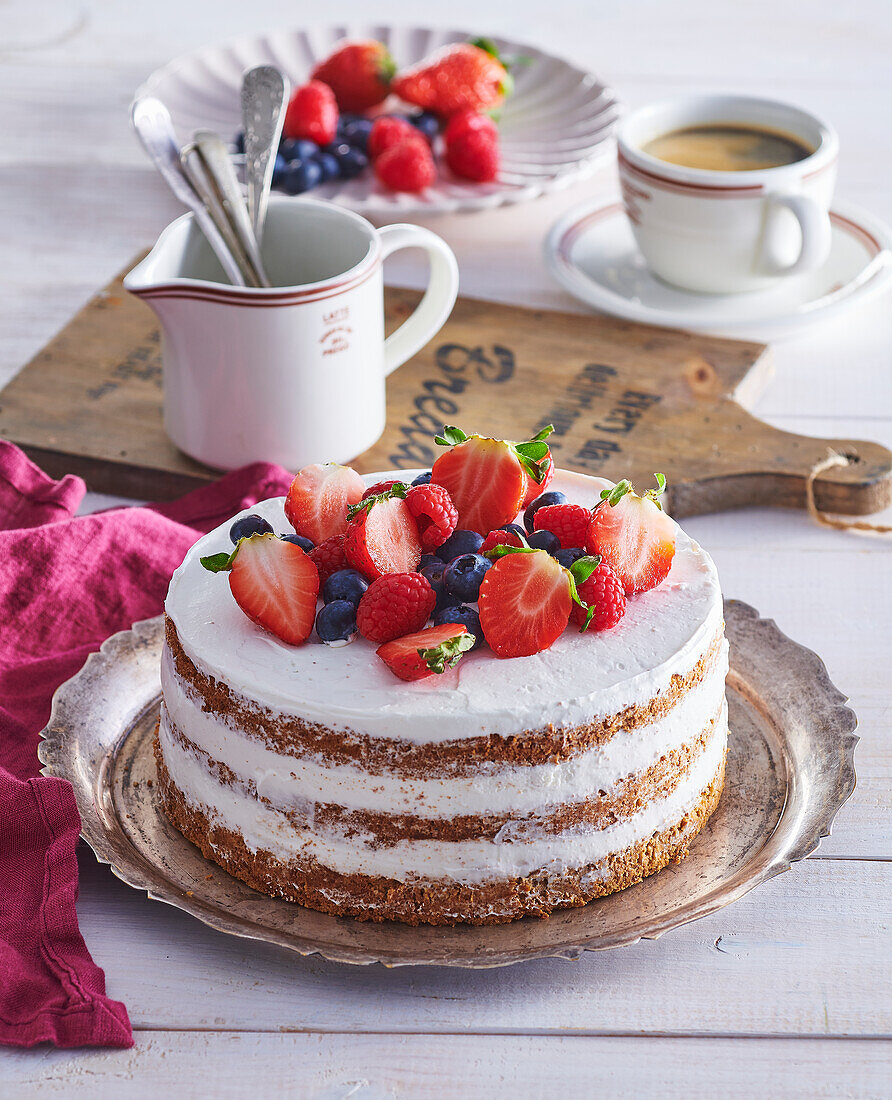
[{"x1": 642, "y1": 124, "x2": 814, "y2": 172}]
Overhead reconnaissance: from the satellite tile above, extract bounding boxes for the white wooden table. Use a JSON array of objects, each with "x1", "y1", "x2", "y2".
[{"x1": 2, "y1": 1, "x2": 890, "y2": 1095}]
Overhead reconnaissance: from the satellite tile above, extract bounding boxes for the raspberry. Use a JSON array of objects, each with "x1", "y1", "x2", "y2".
[
  {"x1": 534, "y1": 504, "x2": 591, "y2": 550},
  {"x1": 406, "y1": 483, "x2": 458, "y2": 551},
  {"x1": 444, "y1": 127, "x2": 500, "y2": 182},
  {"x1": 444, "y1": 108, "x2": 498, "y2": 146},
  {"x1": 356, "y1": 572, "x2": 437, "y2": 643},
  {"x1": 368, "y1": 116, "x2": 417, "y2": 159},
  {"x1": 374, "y1": 139, "x2": 436, "y2": 192},
  {"x1": 308, "y1": 534, "x2": 349, "y2": 584},
  {"x1": 361, "y1": 479, "x2": 405, "y2": 500},
  {"x1": 480, "y1": 529, "x2": 524, "y2": 554},
  {"x1": 570, "y1": 561, "x2": 626, "y2": 632}
]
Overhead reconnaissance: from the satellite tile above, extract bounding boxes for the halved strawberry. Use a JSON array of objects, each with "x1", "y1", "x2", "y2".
[
  {"x1": 430, "y1": 425, "x2": 553, "y2": 535},
  {"x1": 477, "y1": 547, "x2": 573, "y2": 658},
  {"x1": 376, "y1": 624, "x2": 474, "y2": 682},
  {"x1": 284, "y1": 463, "x2": 365, "y2": 544},
  {"x1": 200, "y1": 533, "x2": 319, "y2": 646},
  {"x1": 585, "y1": 475, "x2": 677, "y2": 595},
  {"x1": 361, "y1": 479, "x2": 407, "y2": 501},
  {"x1": 522, "y1": 450, "x2": 554, "y2": 507},
  {"x1": 344, "y1": 486, "x2": 422, "y2": 579}
]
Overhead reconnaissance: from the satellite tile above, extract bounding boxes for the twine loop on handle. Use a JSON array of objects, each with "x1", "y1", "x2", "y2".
[{"x1": 806, "y1": 451, "x2": 892, "y2": 535}]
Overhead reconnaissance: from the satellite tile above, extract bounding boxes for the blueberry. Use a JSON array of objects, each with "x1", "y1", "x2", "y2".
[
  {"x1": 280, "y1": 137, "x2": 319, "y2": 162},
  {"x1": 433, "y1": 603, "x2": 484, "y2": 649},
  {"x1": 271, "y1": 152, "x2": 288, "y2": 186},
  {"x1": 499, "y1": 523, "x2": 527, "y2": 541},
  {"x1": 322, "y1": 568, "x2": 369, "y2": 607},
  {"x1": 314, "y1": 151, "x2": 340, "y2": 182},
  {"x1": 280, "y1": 533, "x2": 314, "y2": 552},
  {"x1": 523, "y1": 491, "x2": 568, "y2": 532},
  {"x1": 555, "y1": 546, "x2": 586, "y2": 568},
  {"x1": 435, "y1": 588, "x2": 463, "y2": 614},
  {"x1": 233, "y1": 130, "x2": 245, "y2": 154},
  {"x1": 410, "y1": 111, "x2": 440, "y2": 141},
  {"x1": 444, "y1": 553, "x2": 492, "y2": 602},
  {"x1": 336, "y1": 112, "x2": 361, "y2": 134},
  {"x1": 420, "y1": 559, "x2": 447, "y2": 594},
  {"x1": 342, "y1": 118, "x2": 373, "y2": 151},
  {"x1": 335, "y1": 146, "x2": 369, "y2": 179},
  {"x1": 419, "y1": 553, "x2": 442, "y2": 571},
  {"x1": 279, "y1": 138, "x2": 300, "y2": 161},
  {"x1": 315, "y1": 600, "x2": 357, "y2": 645},
  {"x1": 283, "y1": 160, "x2": 323, "y2": 194},
  {"x1": 527, "y1": 529, "x2": 561, "y2": 555},
  {"x1": 229, "y1": 513, "x2": 273, "y2": 543},
  {"x1": 412, "y1": 471, "x2": 433, "y2": 486},
  {"x1": 436, "y1": 529, "x2": 484, "y2": 562}
]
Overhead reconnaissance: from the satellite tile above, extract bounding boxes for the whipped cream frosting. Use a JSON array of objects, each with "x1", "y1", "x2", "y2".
[{"x1": 164, "y1": 469, "x2": 724, "y2": 744}]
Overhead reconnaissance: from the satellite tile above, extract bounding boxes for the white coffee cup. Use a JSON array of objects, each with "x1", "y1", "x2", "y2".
[
  {"x1": 617, "y1": 95, "x2": 838, "y2": 294},
  {"x1": 124, "y1": 196, "x2": 459, "y2": 470}
]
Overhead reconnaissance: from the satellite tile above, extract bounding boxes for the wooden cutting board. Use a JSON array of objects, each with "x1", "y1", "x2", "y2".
[{"x1": 1, "y1": 261, "x2": 890, "y2": 517}]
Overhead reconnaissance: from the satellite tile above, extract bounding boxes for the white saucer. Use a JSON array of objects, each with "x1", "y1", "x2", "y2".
[{"x1": 545, "y1": 196, "x2": 892, "y2": 338}]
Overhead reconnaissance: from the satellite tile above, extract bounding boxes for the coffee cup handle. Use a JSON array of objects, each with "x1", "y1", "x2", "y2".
[
  {"x1": 761, "y1": 193, "x2": 833, "y2": 277},
  {"x1": 379, "y1": 225, "x2": 459, "y2": 376}
]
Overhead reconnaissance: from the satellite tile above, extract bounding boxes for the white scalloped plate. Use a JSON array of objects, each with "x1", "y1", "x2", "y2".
[{"x1": 136, "y1": 24, "x2": 620, "y2": 216}]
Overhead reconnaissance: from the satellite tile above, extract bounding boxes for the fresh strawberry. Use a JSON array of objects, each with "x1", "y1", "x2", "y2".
[
  {"x1": 308, "y1": 534, "x2": 349, "y2": 584},
  {"x1": 311, "y1": 39, "x2": 395, "y2": 112},
  {"x1": 284, "y1": 462, "x2": 365, "y2": 544},
  {"x1": 480, "y1": 528, "x2": 525, "y2": 554},
  {"x1": 374, "y1": 139, "x2": 436, "y2": 192},
  {"x1": 356, "y1": 572, "x2": 436, "y2": 643},
  {"x1": 283, "y1": 80, "x2": 339, "y2": 145},
  {"x1": 361, "y1": 478, "x2": 407, "y2": 500},
  {"x1": 585, "y1": 475, "x2": 677, "y2": 595},
  {"x1": 430, "y1": 425, "x2": 553, "y2": 535},
  {"x1": 521, "y1": 451, "x2": 554, "y2": 507},
  {"x1": 445, "y1": 126, "x2": 500, "y2": 182},
  {"x1": 570, "y1": 560, "x2": 626, "y2": 632},
  {"x1": 344, "y1": 486, "x2": 422, "y2": 579},
  {"x1": 368, "y1": 115, "x2": 418, "y2": 159},
  {"x1": 444, "y1": 108, "x2": 498, "y2": 145},
  {"x1": 391, "y1": 39, "x2": 511, "y2": 116},
  {"x1": 376, "y1": 624, "x2": 474, "y2": 682},
  {"x1": 477, "y1": 547, "x2": 573, "y2": 658},
  {"x1": 200, "y1": 533, "x2": 318, "y2": 646},
  {"x1": 405, "y1": 483, "x2": 458, "y2": 550},
  {"x1": 534, "y1": 503, "x2": 592, "y2": 550}
]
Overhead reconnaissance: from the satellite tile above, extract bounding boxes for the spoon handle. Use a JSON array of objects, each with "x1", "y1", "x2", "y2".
[
  {"x1": 192, "y1": 130, "x2": 271, "y2": 288},
  {"x1": 242, "y1": 66, "x2": 289, "y2": 245}
]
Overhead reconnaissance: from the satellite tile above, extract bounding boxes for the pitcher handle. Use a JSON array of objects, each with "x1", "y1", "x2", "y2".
[{"x1": 379, "y1": 224, "x2": 459, "y2": 377}]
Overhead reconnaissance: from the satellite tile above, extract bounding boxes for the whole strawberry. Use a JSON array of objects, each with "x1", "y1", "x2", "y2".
[
  {"x1": 311, "y1": 40, "x2": 395, "y2": 112},
  {"x1": 283, "y1": 80, "x2": 339, "y2": 145},
  {"x1": 586, "y1": 475, "x2": 677, "y2": 595},
  {"x1": 445, "y1": 126, "x2": 500, "y2": 182},
  {"x1": 375, "y1": 138, "x2": 437, "y2": 192},
  {"x1": 444, "y1": 108, "x2": 498, "y2": 145},
  {"x1": 406, "y1": 482, "x2": 458, "y2": 550},
  {"x1": 357, "y1": 572, "x2": 436, "y2": 643},
  {"x1": 376, "y1": 624, "x2": 474, "y2": 681},
  {"x1": 533, "y1": 503, "x2": 592, "y2": 550},
  {"x1": 391, "y1": 39, "x2": 511, "y2": 116},
  {"x1": 368, "y1": 116, "x2": 418, "y2": 159},
  {"x1": 570, "y1": 560, "x2": 626, "y2": 632}
]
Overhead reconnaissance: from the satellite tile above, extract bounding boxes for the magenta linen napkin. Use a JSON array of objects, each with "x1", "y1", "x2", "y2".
[{"x1": 0, "y1": 442, "x2": 292, "y2": 1048}]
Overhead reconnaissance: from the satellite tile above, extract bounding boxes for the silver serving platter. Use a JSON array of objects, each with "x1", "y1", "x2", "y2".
[{"x1": 38, "y1": 600, "x2": 857, "y2": 968}]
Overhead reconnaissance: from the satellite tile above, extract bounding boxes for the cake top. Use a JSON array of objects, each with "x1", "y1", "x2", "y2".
[{"x1": 166, "y1": 466, "x2": 722, "y2": 742}]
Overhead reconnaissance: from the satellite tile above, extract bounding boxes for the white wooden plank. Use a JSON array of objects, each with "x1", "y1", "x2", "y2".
[
  {"x1": 72, "y1": 857, "x2": 890, "y2": 1038},
  {"x1": 2, "y1": 1032, "x2": 890, "y2": 1099}
]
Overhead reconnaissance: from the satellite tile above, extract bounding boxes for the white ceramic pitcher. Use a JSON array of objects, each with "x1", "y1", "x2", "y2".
[{"x1": 124, "y1": 196, "x2": 459, "y2": 470}]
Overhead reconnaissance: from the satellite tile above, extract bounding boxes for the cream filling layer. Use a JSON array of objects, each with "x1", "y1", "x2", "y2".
[
  {"x1": 159, "y1": 712, "x2": 728, "y2": 884},
  {"x1": 161, "y1": 640, "x2": 729, "y2": 818}
]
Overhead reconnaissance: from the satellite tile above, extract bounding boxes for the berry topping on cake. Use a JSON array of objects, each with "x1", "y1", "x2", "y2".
[
  {"x1": 344, "y1": 485, "x2": 422, "y2": 579},
  {"x1": 585, "y1": 475, "x2": 677, "y2": 595},
  {"x1": 229, "y1": 513, "x2": 274, "y2": 543},
  {"x1": 570, "y1": 559, "x2": 627, "y2": 632},
  {"x1": 376, "y1": 624, "x2": 474, "y2": 682},
  {"x1": 285, "y1": 463, "x2": 365, "y2": 544},
  {"x1": 431, "y1": 425, "x2": 553, "y2": 534},
  {"x1": 554, "y1": 546, "x2": 586, "y2": 569},
  {"x1": 523, "y1": 489, "x2": 567, "y2": 533},
  {"x1": 412, "y1": 470, "x2": 433, "y2": 486},
  {"x1": 521, "y1": 451, "x2": 554, "y2": 507},
  {"x1": 315, "y1": 600, "x2": 358, "y2": 646},
  {"x1": 280, "y1": 533, "x2": 314, "y2": 553},
  {"x1": 322, "y1": 568, "x2": 369, "y2": 608},
  {"x1": 443, "y1": 552, "x2": 492, "y2": 602},
  {"x1": 479, "y1": 528, "x2": 526, "y2": 554},
  {"x1": 356, "y1": 572, "x2": 437, "y2": 643},
  {"x1": 391, "y1": 39, "x2": 511, "y2": 116},
  {"x1": 432, "y1": 603, "x2": 484, "y2": 649},
  {"x1": 283, "y1": 80, "x2": 339, "y2": 146},
  {"x1": 525, "y1": 529, "x2": 560, "y2": 555},
  {"x1": 308, "y1": 534, "x2": 349, "y2": 584},
  {"x1": 368, "y1": 115, "x2": 418, "y2": 160},
  {"x1": 533, "y1": 503, "x2": 592, "y2": 550},
  {"x1": 405, "y1": 482, "x2": 459, "y2": 551},
  {"x1": 310, "y1": 40, "x2": 395, "y2": 113},
  {"x1": 200, "y1": 533, "x2": 319, "y2": 646},
  {"x1": 361, "y1": 479, "x2": 407, "y2": 500},
  {"x1": 435, "y1": 527, "x2": 485, "y2": 562}
]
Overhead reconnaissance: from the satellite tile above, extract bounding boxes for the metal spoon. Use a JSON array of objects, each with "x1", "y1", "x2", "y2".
[
  {"x1": 241, "y1": 65, "x2": 289, "y2": 244},
  {"x1": 130, "y1": 97, "x2": 246, "y2": 287}
]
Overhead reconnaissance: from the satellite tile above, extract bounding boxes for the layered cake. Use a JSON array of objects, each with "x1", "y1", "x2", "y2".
[{"x1": 157, "y1": 429, "x2": 727, "y2": 925}]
